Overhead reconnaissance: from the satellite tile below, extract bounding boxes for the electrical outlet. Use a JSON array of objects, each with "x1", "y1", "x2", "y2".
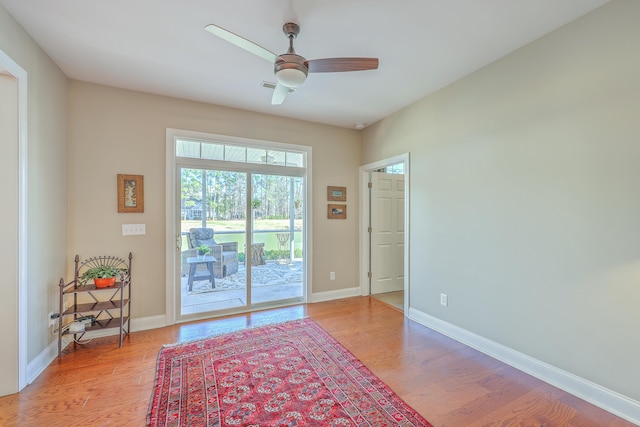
[
  {"x1": 440, "y1": 293, "x2": 448, "y2": 307},
  {"x1": 48, "y1": 312, "x2": 58, "y2": 327},
  {"x1": 330, "y1": 272, "x2": 335, "y2": 280}
]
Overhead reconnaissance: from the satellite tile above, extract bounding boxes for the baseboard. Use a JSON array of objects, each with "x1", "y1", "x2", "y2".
[
  {"x1": 26, "y1": 339, "x2": 59, "y2": 385},
  {"x1": 80, "y1": 314, "x2": 167, "y2": 339},
  {"x1": 309, "y1": 286, "x2": 362, "y2": 303},
  {"x1": 408, "y1": 308, "x2": 640, "y2": 426},
  {"x1": 27, "y1": 314, "x2": 167, "y2": 385},
  {"x1": 131, "y1": 314, "x2": 167, "y2": 332}
]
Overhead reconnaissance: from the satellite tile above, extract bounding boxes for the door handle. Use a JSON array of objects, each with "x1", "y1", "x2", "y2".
[{"x1": 176, "y1": 233, "x2": 182, "y2": 251}]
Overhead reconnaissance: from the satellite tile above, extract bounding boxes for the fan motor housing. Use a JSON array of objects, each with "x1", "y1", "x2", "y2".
[{"x1": 274, "y1": 54, "x2": 308, "y2": 88}]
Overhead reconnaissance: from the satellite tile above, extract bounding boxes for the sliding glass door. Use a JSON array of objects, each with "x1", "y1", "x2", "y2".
[
  {"x1": 179, "y1": 168, "x2": 248, "y2": 317},
  {"x1": 177, "y1": 167, "x2": 306, "y2": 319},
  {"x1": 172, "y1": 133, "x2": 308, "y2": 321},
  {"x1": 250, "y1": 174, "x2": 304, "y2": 305}
]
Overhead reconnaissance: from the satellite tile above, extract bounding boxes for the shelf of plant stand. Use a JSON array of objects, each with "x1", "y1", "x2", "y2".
[
  {"x1": 86, "y1": 316, "x2": 130, "y2": 332},
  {"x1": 62, "y1": 299, "x2": 129, "y2": 316},
  {"x1": 61, "y1": 316, "x2": 130, "y2": 336},
  {"x1": 62, "y1": 281, "x2": 127, "y2": 294}
]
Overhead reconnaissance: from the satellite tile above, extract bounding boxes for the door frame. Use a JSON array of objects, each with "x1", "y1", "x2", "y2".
[
  {"x1": 165, "y1": 128, "x2": 312, "y2": 325},
  {"x1": 359, "y1": 153, "x2": 410, "y2": 313},
  {"x1": 0, "y1": 49, "x2": 28, "y2": 390}
]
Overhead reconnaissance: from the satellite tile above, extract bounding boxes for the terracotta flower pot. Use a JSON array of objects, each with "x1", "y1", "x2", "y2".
[{"x1": 94, "y1": 277, "x2": 117, "y2": 288}]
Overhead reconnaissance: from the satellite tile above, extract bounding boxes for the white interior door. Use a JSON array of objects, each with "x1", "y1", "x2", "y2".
[{"x1": 370, "y1": 172, "x2": 405, "y2": 294}]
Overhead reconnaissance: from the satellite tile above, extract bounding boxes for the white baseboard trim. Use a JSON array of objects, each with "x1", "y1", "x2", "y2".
[
  {"x1": 26, "y1": 339, "x2": 59, "y2": 385},
  {"x1": 309, "y1": 287, "x2": 362, "y2": 303},
  {"x1": 131, "y1": 314, "x2": 167, "y2": 332},
  {"x1": 81, "y1": 314, "x2": 168, "y2": 339},
  {"x1": 27, "y1": 314, "x2": 167, "y2": 385},
  {"x1": 408, "y1": 308, "x2": 640, "y2": 426}
]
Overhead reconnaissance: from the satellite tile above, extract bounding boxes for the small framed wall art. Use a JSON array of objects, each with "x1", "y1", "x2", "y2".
[
  {"x1": 327, "y1": 204, "x2": 347, "y2": 219},
  {"x1": 117, "y1": 174, "x2": 144, "y2": 213},
  {"x1": 327, "y1": 186, "x2": 346, "y2": 202}
]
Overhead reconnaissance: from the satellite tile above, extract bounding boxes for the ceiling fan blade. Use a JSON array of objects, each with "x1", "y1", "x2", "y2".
[
  {"x1": 204, "y1": 24, "x2": 278, "y2": 63},
  {"x1": 271, "y1": 82, "x2": 290, "y2": 105},
  {"x1": 306, "y1": 57, "x2": 379, "y2": 73}
]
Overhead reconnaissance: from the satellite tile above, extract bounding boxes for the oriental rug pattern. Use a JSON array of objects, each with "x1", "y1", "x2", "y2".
[{"x1": 148, "y1": 318, "x2": 432, "y2": 427}]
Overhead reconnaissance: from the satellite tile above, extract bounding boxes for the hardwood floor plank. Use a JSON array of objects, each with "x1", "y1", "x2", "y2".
[{"x1": 0, "y1": 297, "x2": 633, "y2": 426}]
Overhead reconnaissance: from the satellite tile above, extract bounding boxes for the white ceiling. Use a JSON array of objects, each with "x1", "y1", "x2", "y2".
[{"x1": 0, "y1": 0, "x2": 609, "y2": 128}]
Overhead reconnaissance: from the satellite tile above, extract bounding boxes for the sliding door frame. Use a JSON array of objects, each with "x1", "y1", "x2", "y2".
[{"x1": 165, "y1": 128, "x2": 312, "y2": 325}]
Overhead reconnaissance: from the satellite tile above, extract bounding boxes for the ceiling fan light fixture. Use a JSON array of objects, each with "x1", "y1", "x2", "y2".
[
  {"x1": 205, "y1": 21, "x2": 378, "y2": 104},
  {"x1": 276, "y1": 68, "x2": 307, "y2": 88}
]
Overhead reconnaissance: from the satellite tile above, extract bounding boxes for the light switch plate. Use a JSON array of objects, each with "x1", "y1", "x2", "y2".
[{"x1": 122, "y1": 224, "x2": 146, "y2": 235}]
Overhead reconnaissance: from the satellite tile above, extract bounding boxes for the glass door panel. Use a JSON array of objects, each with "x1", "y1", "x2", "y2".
[
  {"x1": 179, "y1": 168, "x2": 247, "y2": 317},
  {"x1": 250, "y1": 174, "x2": 304, "y2": 304}
]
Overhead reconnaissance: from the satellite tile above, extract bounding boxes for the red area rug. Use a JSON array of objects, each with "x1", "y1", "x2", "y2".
[{"x1": 148, "y1": 318, "x2": 432, "y2": 426}]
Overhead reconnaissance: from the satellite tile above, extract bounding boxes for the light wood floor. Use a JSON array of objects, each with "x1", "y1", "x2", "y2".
[
  {"x1": 371, "y1": 290, "x2": 404, "y2": 311},
  {"x1": 0, "y1": 297, "x2": 633, "y2": 426}
]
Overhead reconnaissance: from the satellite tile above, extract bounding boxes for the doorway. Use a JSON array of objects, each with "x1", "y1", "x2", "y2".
[
  {"x1": 359, "y1": 154, "x2": 409, "y2": 313},
  {"x1": 0, "y1": 50, "x2": 27, "y2": 393},
  {"x1": 177, "y1": 168, "x2": 305, "y2": 318},
  {"x1": 166, "y1": 129, "x2": 310, "y2": 324},
  {"x1": 178, "y1": 168, "x2": 248, "y2": 316}
]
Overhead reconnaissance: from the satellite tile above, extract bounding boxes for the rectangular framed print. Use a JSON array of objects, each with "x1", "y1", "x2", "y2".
[
  {"x1": 117, "y1": 174, "x2": 144, "y2": 213},
  {"x1": 327, "y1": 186, "x2": 346, "y2": 202},
  {"x1": 327, "y1": 204, "x2": 347, "y2": 219}
]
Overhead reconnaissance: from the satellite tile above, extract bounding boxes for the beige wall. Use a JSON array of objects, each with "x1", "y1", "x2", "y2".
[
  {"x1": 363, "y1": 0, "x2": 640, "y2": 402},
  {"x1": 0, "y1": 5, "x2": 68, "y2": 387},
  {"x1": 9, "y1": 0, "x2": 638, "y2": 409},
  {"x1": 1, "y1": 1, "x2": 359, "y2": 391},
  {"x1": 67, "y1": 81, "x2": 362, "y2": 319}
]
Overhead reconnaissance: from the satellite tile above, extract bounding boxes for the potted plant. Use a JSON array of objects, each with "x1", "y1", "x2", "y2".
[
  {"x1": 197, "y1": 244, "x2": 211, "y2": 259},
  {"x1": 80, "y1": 265, "x2": 127, "y2": 288}
]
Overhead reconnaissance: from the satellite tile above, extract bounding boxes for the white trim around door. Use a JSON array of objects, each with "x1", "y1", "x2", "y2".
[
  {"x1": 359, "y1": 153, "x2": 410, "y2": 313},
  {"x1": 165, "y1": 128, "x2": 313, "y2": 325},
  {"x1": 0, "y1": 49, "x2": 28, "y2": 391}
]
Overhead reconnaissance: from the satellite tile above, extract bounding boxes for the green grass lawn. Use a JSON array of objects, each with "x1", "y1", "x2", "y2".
[
  {"x1": 181, "y1": 219, "x2": 302, "y2": 232},
  {"x1": 181, "y1": 219, "x2": 303, "y2": 257}
]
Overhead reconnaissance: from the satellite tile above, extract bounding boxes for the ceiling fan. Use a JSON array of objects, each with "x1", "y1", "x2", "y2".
[{"x1": 204, "y1": 22, "x2": 379, "y2": 105}]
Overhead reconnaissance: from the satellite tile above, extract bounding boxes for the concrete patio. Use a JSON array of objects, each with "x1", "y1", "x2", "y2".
[{"x1": 180, "y1": 260, "x2": 304, "y2": 315}]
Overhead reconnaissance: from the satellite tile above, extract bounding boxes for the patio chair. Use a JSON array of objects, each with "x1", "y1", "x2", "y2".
[{"x1": 188, "y1": 228, "x2": 239, "y2": 278}]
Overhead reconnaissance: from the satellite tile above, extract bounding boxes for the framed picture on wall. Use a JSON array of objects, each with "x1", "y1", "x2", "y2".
[
  {"x1": 117, "y1": 174, "x2": 144, "y2": 213},
  {"x1": 327, "y1": 186, "x2": 346, "y2": 201},
  {"x1": 327, "y1": 204, "x2": 347, "y2": 219}
]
